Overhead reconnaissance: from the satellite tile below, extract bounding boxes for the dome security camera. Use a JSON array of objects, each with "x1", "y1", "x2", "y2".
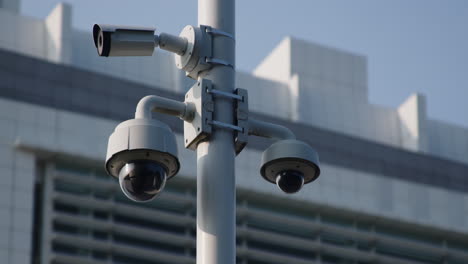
[
  {"x1": 260, "y1": 139, "x2": 320, "y2": 194},
  {"x1": 105, "y1": 118, "x2": 180, "y2": 202}
]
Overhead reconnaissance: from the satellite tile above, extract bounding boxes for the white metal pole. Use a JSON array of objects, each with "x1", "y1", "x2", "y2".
[{"x1": 197, "y1": 0, "x2": 236, "y2": 263}]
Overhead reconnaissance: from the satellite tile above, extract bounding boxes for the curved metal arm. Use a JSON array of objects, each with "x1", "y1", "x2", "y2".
[
  {"x1": 248, "y1": 118, "x2": 295, "y2": 140},
  {"x1": 135, "y1": 95, "x2": 194, "y2": 121}
]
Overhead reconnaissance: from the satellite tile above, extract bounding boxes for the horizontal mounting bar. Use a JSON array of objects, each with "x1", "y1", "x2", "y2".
[
  {"x1": 209, "y1": 120, "x2": 243, "y2": 132},
  {"x1": 207, "y1": 89, "x2": 243, "y2": 101}
]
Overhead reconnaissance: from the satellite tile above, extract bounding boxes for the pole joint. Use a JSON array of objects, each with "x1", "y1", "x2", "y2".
[{"x1": 175, "y1": 25, "x2": 236, "y2": 79}]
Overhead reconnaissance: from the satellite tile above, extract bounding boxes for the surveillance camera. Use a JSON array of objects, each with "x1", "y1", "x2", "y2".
[
  {"x1": 105, "y1": 118, "x2": 180, "y2": 202},
  {"x1": 93, "y1": 24, "x2": 157, "y2": 57},
  {"x1": 260, "y1": 139, "x2": 320, "y2": 194}
]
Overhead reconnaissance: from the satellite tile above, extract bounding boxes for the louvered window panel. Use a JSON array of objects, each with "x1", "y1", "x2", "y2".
[{"x1": 37, "y1": 162, "x2": 468, "y2": 264}]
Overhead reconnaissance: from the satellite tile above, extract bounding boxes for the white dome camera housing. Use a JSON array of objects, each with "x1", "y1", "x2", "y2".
[
  {"x1": 260, "y1": 139, "x2": 320, "y2": 194},
  {"x1": 105, "y1": 118, "x2": 180, "y2": 202}
]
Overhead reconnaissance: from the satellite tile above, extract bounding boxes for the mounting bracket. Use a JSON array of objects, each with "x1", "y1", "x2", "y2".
[
  {"x1": 175, "y1": 25, "x2": 235, "y2": 79},
  {"x1": 234, "y1": 88, "x2": 248, "y2": 155},
  {"x1": 183, "y1": 79, "x2": 213, "y2": 150},
  {"x1": 183, "y1": 79, "x2": 249, "y2": 155}
]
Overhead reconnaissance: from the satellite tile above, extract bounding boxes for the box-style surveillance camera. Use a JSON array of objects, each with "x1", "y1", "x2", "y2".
[{"x1": 93, "y1": 24, "x2": 157, "y2": 57}]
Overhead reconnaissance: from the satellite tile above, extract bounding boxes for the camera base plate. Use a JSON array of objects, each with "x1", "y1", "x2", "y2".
[{"x1": 184, "y1": 79, "x2": 214, "y2": 150}]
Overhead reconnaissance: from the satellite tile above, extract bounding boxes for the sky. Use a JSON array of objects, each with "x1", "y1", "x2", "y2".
[{"x1": 21, "y1": 0, "x2": 468, "y2": 128}]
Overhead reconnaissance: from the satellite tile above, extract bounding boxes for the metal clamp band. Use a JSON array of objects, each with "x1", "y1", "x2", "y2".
[
  {"x1": 205, "y1": 27, "x2": 235, "y2": 41},
  {"x1": 205, "y1": 57, "x2": 234, "y2": 68}
]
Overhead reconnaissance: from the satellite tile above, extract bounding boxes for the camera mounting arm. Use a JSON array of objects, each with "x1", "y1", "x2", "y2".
[
  {"x1": 248, "y1": 119, "x2": 296, "y2": 141},
  {"x1": 135, "y1": 95, "x2": 195, "y2": 122},
  {"x1": 155, "y1": 33, "x2": 188, "y2": 56}
]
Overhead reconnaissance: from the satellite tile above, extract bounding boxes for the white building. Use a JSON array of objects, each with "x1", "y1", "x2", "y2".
[{"x1": 1, "y1": 2, "x2": 468, "y2": 264}]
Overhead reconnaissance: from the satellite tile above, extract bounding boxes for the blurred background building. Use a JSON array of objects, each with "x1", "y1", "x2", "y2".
[{"x1": 1, "y1": 1, "x2": 468, "y2": 264}]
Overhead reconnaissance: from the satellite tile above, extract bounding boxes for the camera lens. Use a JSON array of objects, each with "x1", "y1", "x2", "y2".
[
  {"x1": 97, "y1": 30, "x2": 110, "y2": 57},
  {"x1": 276, "y1": 170, "x2": 304, "y2": 194},
  {"x1": 118, "y1": 160, "x2": 167, "y2": 202}
]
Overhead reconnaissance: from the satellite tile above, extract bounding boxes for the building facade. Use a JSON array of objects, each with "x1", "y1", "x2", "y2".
[{"x1": 1, "y1": 2, "x2": 468, "y2": 264}]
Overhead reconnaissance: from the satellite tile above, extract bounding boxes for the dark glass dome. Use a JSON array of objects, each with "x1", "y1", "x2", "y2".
[{"x1": 118, "y1": 160, "x2": 167, "y2": 202}]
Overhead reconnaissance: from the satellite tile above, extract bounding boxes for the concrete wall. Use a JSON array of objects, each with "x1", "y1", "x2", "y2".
[
  {"x1": 253, "y1": 37, "x2": 468, "y2": 163},
  {"x1": 0, "y1": 0, "x2": 19, "y2": 13},
  {"x1": 45, "y1": 3, "x2": 72, "y2": 64},
  {"x1": 427, "y1": 119, "x2": 468, "y2": 164},
  {"x1": 0, "y1": 99, "x2": 38, "y2": 264},
  {"x1": 398, "y1": 93, "x2": 428, "y2": 152},
  {"x1": 254, "y1": 37, "x2": 402, "y2": 150},
  {"x1": 0, "y1": 8, "x2": 46, "y2": 59},
  {"x1": 237, "y1": 71, "x2": 291, "y2": 119}
]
